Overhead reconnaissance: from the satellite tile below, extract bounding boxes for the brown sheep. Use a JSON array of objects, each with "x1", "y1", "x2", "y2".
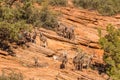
[
  {"x1": 31, "y1": 31, "x2": 37, "y2": 43},
  {"x1": 56, "y1": 22, "x2": 67, "y2": 37},
  {"x1": 65, "y1": 26, "x2": 75, "y2": 40},
  {"x1": 60, "y1": 51, "x2": 68, "y2": 69},
  {"x1": 39, "y1": 32, "x2": 48, "y2": 48},
  {"x1": 82, "y1": 53, "x2": 95, "y2": 69},
  {"x1": 73, "y1": 52, "x2": 85, "y2": 71}
]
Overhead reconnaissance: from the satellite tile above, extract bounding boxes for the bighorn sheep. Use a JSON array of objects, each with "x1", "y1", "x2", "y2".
[
  {"x1": 60, "y1": 51, "x2": 68, "y2": 69},
  {"x1": 65, "y1": 26, "x2": 75, "y2": 40},
  {"x1": 56, "y1": 22, "x2": 67, "y2": 37},
  {"x1": 39, "y1": 32, "x2": 48, "y2": 48}
]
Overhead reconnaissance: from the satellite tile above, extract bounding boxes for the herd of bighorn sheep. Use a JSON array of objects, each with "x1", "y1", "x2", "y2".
[
  {"x1": 18, "y1": 22, "x2": 94, "y2": 71},
  {"x1": 17, "y1": 27, "x2": 48, "y2": 48},
  {"x1": 57, "y1": 49, "x2": 95, "y2": 71},
  {"x1": 17, "y1": 21, "x2": 75, "y2": 48},
  {"x1": 56, "y1": 22, "x2": 75, "y2": 40},
  {"x1": 73, "y1": 51, "x2": 95, "y2": 71}
]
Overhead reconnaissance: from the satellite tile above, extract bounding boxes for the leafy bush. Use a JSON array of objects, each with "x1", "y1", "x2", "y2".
[
  {"x1": 0, "y1": 0, "x2": 58, "y2": 44},
  {"x1": 98, "y1": 25, "x2": 120, "y2": 80},
  {"x1": 0, "y1": 21, "x2": 30, "y2": 42},
  {"x1": 0, "y1": 1, "x2": 33, "y2": 54},
  {"x1": 73, "y1": 0, "x2": 120, "y2": 16},
  {"x1": 35, "y1": 0, "x2": 45, "y2": 4},
  {"x1": 0, "y1": 5, "x2": 22, "y2": 23},
  {"x1": 49, "y1": 0, "x2": 67, "y2": 6},
  {"x1": 0, "y1": 0, "x2": 33, "y2": 42},
  {"x1": 0, "y1": 70, "x2": 24, "y2": 80},
  {"x1": 21, "y1": 0, "x2": 58, "y2": 28},
  {"x1": 39, "y1": 2, "x2": 58, "y2": 29}
]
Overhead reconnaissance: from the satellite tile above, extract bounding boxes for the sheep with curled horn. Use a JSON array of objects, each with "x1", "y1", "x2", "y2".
[
  {"x1": 81, "y1": 53, "x2": 95, "y2": 69},
  {"x1": 60, "y1": 51, "x2": 68, "y2": 69},
  {"x1": 65, "y1": 26, "x2": 75, "y2": 40},
  {"x1": 81, "y1": 40, "x2": 95, "y2": 69},
  {"x1": 24, "y1": 31, "x2": 32, "y2": 42},
  {"x1": 39, "y1": 32, "x2": 48, "y2": 48},
  {"x1": 32, "y1": 31, "x2": 37, "y2": 43},
  {"x1": 56, "y1": 22, "x2": 67, "y2": 37},
  {"x1": 73, "y1": 51, "x2": 85, "y2": 71},
  {"x1": 33, "y1": 57, "x2": 39, "y2": 67},
  {"x1": 31, "y1": 28, "x2": 37, "y2": 43}
]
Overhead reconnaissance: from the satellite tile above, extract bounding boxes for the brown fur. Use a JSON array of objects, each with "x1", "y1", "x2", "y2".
[
  {"x1": 60, "y1": 52, "x2": 68, "y2": 69},
  {"x1": 39, "y1": 32, "x2": 48, "y2": 47},
  {"x1": 65, "y1": 27, "x2": 75, "y2": 40},
  {"x1": 56, "y1": 22, "x2": 67, "y2": 37},
  {"x1": 73, "y1": 52, "x2": 85, "y2": 70}
]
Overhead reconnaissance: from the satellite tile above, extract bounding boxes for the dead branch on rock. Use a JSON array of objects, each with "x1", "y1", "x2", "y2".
[{"x1": 29, "y1": 43, "x2": 55, "y2": 57}]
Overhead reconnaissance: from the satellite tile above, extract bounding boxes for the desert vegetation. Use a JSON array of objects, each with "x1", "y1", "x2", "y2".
[
  {"x1": 98, "y1": 25, "x2": 120, "y2": 80},
  {"x1": 49, "y1": 0, "x2": 67, "y2": 6},
  {"x1": 0, "y1": 70, "x2": 24, "y2": 80},
  {"x1": 0, "y1": 0, "x2": 120, "y2": 80},
  {"x1": 73, "y1": 0, "x2": 120, "y2": 15},
  {"x1": 36, "y1": 0, "x2": 67, "y2": 6},
  {"x1": 0, "y1": 0, "x2": 58, "y2": 41},
  {"x1": 39, "y1": 2, "x2": 58, "y2": 29},
  {"x1": 0, "y1": 0, "x2": 58, "y2": 53}
]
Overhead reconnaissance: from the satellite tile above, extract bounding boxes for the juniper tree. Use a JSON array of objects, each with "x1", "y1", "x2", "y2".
[{"x1": 98, "y1": 24, "x2": 120, "y2": 80}]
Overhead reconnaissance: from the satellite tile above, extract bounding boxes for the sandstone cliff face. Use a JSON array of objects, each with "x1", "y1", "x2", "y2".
[{"x1": 0, "y1": 2, "x2": 120, "y2": 80}]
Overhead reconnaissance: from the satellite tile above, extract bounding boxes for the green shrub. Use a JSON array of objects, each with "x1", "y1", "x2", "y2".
[
  {"x1": 49, "y1": 0, "x2": 67, "y2": 6},
  {"x1": 25, "y1": 6, "x2": 42, "y2": 27},
  {"x1": 35, "y1": 0, "x2": 45, "y2": 4},
  {"x1": 98, "y1": 24, "x2": 120, "y2": 80},
  {"x1": 0, "y1": 21, "x2": 31, "y2": 42},
  {"x1": 97, "y1": 0, "x2": 117, "y2": 16},
  {"x1": 0, "y1": 0, "x2": 58, "y2": 44},
  {"x1": 97, "y1": 3, "x2": 116, "y2": 16},
  {"x1": 73, "y1": 0, "x2": 120, "y2": 16},
  {"x1": 39, "y1": 2, "x2": 58, "y2": 29},
  {"x1": 73, "y1": 0, "x2": 92, "y2": 9},
  {"x1": 20, "y1": 0, "x2": 58, "y2": 28},
  {"x1": 0, "y1": 5, "x2": 22, "y2": 23},
  {"x1": 0, "y1": 70, "x2": 24, "y2": 80},
  {"x1": 0, "y1": 0, "x2": 33, "y2": 42}
]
